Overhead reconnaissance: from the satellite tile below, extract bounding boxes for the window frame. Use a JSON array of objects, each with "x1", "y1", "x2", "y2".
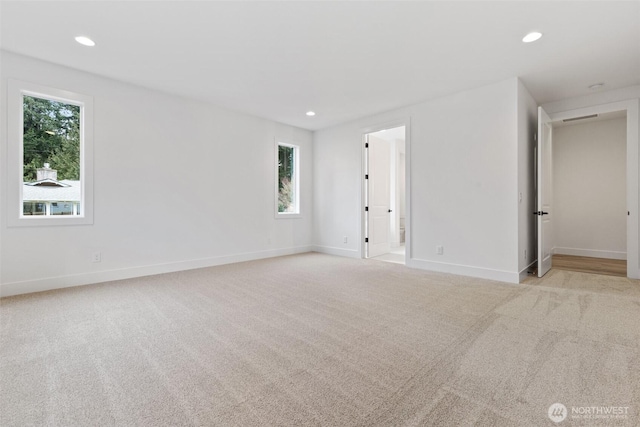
[
  {"x1": 7, "y1": 80, "x2": 94, "y2": 227},
  {"x1": 275, "y1": 140, "x2": 301, "y2": 218}
]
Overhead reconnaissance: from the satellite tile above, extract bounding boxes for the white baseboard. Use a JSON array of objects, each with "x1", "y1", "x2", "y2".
[
  {"x1": 407, "y1": 258, "x2": 520, "y2": 284},
  {"x1": 311, "y1": 245, "x2": 360, "y2": 258},
  {"x1": 519, "y1": 260, "x2": 537, "y2": 282},
  {"x1": 0, "y1": 245, "x2": 313, "y2": 298},
  {"x1": 553, "y1": 247, "x2": 626, "y2": 260}
]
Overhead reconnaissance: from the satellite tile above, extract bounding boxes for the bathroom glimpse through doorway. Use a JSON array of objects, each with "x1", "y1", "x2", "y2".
[{"x1": 364, "y1": 125, "x2": 406, "y2": 264}]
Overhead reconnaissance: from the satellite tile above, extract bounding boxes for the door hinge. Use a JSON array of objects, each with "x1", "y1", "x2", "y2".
[
  {"x1": 365, "y1": 143, "x2": 369, "y2": 148},
  {"x1": 365, "y1": 206, "x2": 369, "y2": 211},
  {"x1": 365, "y1": 174, "x2": 369, "y2": 179},
  {"x1": 365, "y1": 237, "x2": 369, "y2": 243}
]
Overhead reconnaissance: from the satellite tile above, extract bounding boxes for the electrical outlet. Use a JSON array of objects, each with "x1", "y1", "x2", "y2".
[
  {"x1": 92, "y1": 252, "x2": 101, "y2": 263},
  {"x1": 436, "y1": 245, "x2": 444, "y2": 255},
  {"x1": 343, "y1": 236, "x2": 348, "y2": 244}
]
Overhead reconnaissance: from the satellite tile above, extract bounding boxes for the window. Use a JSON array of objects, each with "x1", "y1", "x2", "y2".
[
  {"x1": 22, "y1": 202, "x2": 45, "y2": 216},
  {"x1": 50, "y1": 202, "x2": 75, "y2": 216},
  {"x1": 7, "y1": 80, "x2": 93, "y2": 226},
  {"x1": 276, "y1": 142, "x2": 300, "y2": 217}
]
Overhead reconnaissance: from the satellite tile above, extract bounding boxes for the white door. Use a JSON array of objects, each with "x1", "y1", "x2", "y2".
[
  {"x1": 537, "y1": 106, "x2": 553, "y2": 277},
  {"x1": 368, "y1": 135, "x2": 391, "y2": 258}
]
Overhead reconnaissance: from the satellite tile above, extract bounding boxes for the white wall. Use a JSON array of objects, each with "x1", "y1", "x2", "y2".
[
  {"x1": 0, "y1": 52, "x2": 313, "y2": 296},
  {"x1": 517, "y1": 80, "x2": 538, "y2": 278},
  {"x1": 312, "y1": 123, "x2": 364, "y2": 259},
  {"x1": 314, "y1": 78, "x2": 521, "y2": 282},
  {"x1": 553, "y1": 117, "x2": 627, "y2": 259}
]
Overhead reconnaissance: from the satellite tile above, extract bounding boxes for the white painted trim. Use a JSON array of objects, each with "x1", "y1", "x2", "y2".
[
  {"x1": 548, "y1": 99, "x2": 639, "y2": 279},
  {"x1": 553, "y1": 247, "x2": 626, "y2": 260},
  {"x1": 7, "y1": 79, "x2": 94, "y2": 227},
  {"x1": 0, "y1": 246, "x2": 313, "y2": 298},
  {"x1": 408, "y1": 258, "x2": 520, "y2": 284},
  {"x1": 519, "y1": 260, "x2": 537, "y2": 282},
  {"x1": 274, "y1": 139, "x2": 301, "y2": 218},
  {"x1": 404, "y1": 119, "x2": 412, "y2": 267},
  {"x1": 311, "y1": 245, "x2": 360, "y2": 258}
]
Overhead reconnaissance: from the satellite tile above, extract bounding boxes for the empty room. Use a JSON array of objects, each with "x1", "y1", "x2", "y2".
[{"x1": 1, "y1": 1, "x2": 639, "y2": 426}]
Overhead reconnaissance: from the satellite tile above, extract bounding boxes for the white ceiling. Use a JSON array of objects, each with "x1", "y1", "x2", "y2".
[{"x1": 1, "y1": 1, "x2": 639, "y2": 131}]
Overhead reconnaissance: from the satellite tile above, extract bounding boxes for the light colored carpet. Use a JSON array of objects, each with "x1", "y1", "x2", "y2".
[{"x1": 1, "y1": 253, "x2": 639, "y2": 426}]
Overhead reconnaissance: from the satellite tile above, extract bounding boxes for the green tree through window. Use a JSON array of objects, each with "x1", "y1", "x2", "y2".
[
  {"x1": 23, "y1": 95, "x2": 80, "y2": 182},
  {"x1": 278, "y1": 144, "x2": 297, "y2": 213}
]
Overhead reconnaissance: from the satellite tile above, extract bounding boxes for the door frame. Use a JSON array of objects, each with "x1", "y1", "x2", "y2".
[
  {"x1": 547, "y1": 99, "x2": 639, "y2": 278},
  {"x1": 361, "y1": 118, "x2": 411, "y2": 264},
  {"x1": 537, "y1": 107, "x2": 553, "y2": 277}
]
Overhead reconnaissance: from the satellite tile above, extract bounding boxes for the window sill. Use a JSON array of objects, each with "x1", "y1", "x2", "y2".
[
  {"x1": 275, "y1": 213, "x2": 302, "y2": 219},
  {"x1": 8, "y1": 215, "x2": 93, "y2": 227}
]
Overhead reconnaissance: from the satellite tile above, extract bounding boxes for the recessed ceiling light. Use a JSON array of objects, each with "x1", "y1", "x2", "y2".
[
  {"x1": 522, "y1": 32, "x2": 542, "y2": 43},
  {"x1": 75, "y1": 36, "x2": 95, "y2": 47},
  {"x1": 588, "y1": 82, "x2": 605, "y2": 90},
  {"x1": 306, "y1": 111, "x2": 316, "y2": 117}
]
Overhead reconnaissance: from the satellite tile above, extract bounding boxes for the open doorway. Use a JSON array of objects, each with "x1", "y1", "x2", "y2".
[
  {"x1": 536, "y1": 103, "x2": 635, "y2": 278},
  {"x1": 551, "y1": 111, "x2": 627, "y2": 276},
  {"x1": 364, "y1": 126, "x2": 406, "y2": 264}
]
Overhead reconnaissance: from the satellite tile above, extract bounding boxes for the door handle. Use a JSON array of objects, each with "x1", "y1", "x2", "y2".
[
  {"x1": 533, "y1": 211, "x2": 549, "y2": 216},
  {"x1": 388, "y1": 209, "x2": 393, "y2": 213}
]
